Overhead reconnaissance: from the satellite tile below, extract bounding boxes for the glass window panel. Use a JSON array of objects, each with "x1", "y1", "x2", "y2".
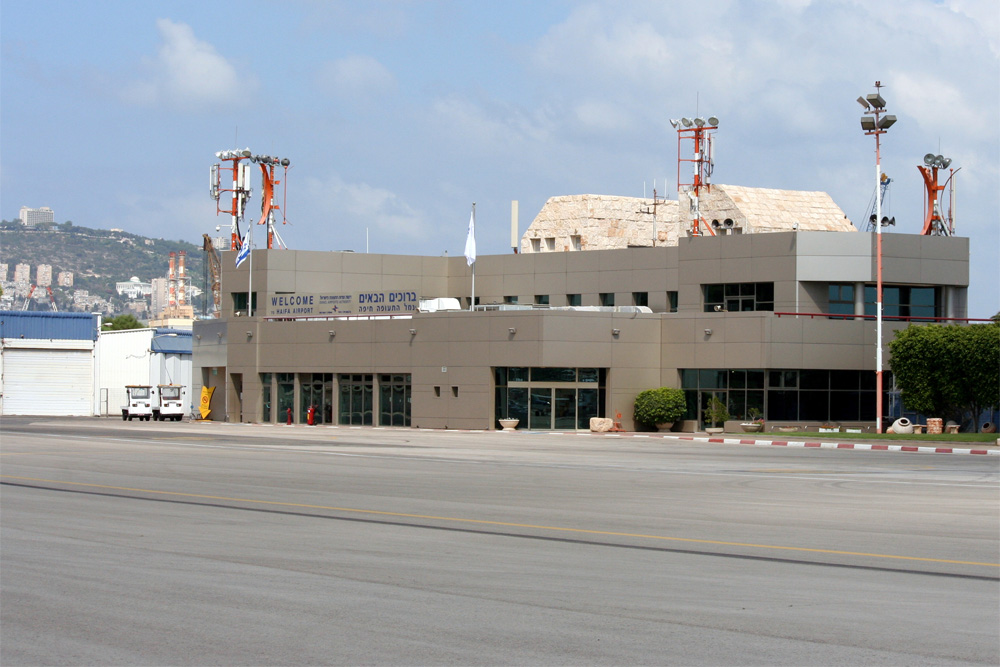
[
  {"x1": 668, "y1": 291, "x2": 678, "y2": 313},
  {"x1": 535, "y1": 295, "x2": 549, "y2": 305},
  {"x1": 728, "y1": 392, "x2": 747, "y2": 421},
  {"x1": 830, "y1": 391, "x2": 860, "y2": 421},
  {"x1": 747, "y1": 391, "x2": 765, "y2": 419},
  {"x1": 577, "y1": 389, "x2": 599, "y2": 429},
  {"x1": 530, "y1": 388, "x2": 552, "y2": 429},
  {"x1": 632, "y1": 292, "x2": 648, "y2": 307},
  {"x1": 768, "y1": 371, "x2": 783, "y2": 388},
  {"x1": 699, "y1": 369, "x2": 725, "y2": 389},
  {"x1": 783, "y1": 371, "x2": 798, "y2": 388},
  {"x1": 567, "y1": 294, "x2": 581, "y2": 307},
  {"x1": 910, "y1": 287, "x2": 935, "y2": 306},
  {"x1": 859, "y1": 390, "x2": 876, "y2": 420},
  {"x1": 767, "y1": 390, "x2": 798, "y2": 420},
  {"x1": 725, "y1": 284, "x2": 740, "y2": 297},
  {"x1": 859, "y1": 371, "x2": 876, "y2": 390},
  {"x1": 532, "y1": 367, "x2": 577, "y2": 382},
  {"x1": 800, "y1": 370, "x2": 828, "y2": 390},
  {"x1": 756, "y1": 283, "x2": 774, "y2": 302},
  {"x1": 554, "y1": 389, "x2": 577, "y2": 429},
  {"x1": 831, "y1": 370, "x2": 858, "y2": 390},
  {"x1": 680, "y1": 369, "x2": 698, "y2": 388},
  {"x1": 705, "y1": 284, "x2": 724, "y2": 303},
  {"x1": 729, "y1": 369, "x2": 746, "y2": 389},
  {"x1": 600, "y1": 293, "x2": 615, "y2": 307},
  {"x1": 746, "y1": 371, "x2": 765, "y2": 389},
  {"x1": 507, "y1": 388, "x2": 528, "y2": 427},
  {"x1": 799, "y1": 391, "x2": 828, "y2": 421},
  {"x1": 508, "y1": 367, "x2": 529, "y2": 383},
  {"x1": 683, "y1": 390, "x2": 698, "y2": 420},
  {"x1": 579, "y1": 368, "x2": 599, "y2": 383},
  {"x1": 494, "y1": 368, "x2": 506, "y2": 386}
]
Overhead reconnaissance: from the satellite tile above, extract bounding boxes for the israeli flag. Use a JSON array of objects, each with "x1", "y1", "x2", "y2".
[{"x1": 235, "y1": 231, "x2": 251, "y2": 268}]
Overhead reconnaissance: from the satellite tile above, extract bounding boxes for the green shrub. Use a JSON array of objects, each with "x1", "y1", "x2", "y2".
[
  {"x1": 634, "y1": 387, "x2": 687, "y2": 426},
  {"x1": 703, "y1": 396, "x2": 731, "y2": 427}
]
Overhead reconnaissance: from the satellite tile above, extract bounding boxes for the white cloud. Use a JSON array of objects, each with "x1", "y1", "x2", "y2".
[
  {"x1": 316, "y1": 55, "x2": 396, "y2": 102},
  {"x1": 302, "y1": 173, "x2": 428, "y2": 245},
  {"x1": 121, "y1": 19, "x2": 254, "y2": 110}
]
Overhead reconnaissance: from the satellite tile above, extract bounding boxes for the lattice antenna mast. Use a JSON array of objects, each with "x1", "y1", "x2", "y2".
[
  {"x1": 669, "y1": 116, "x2": 719, "y2": 237},
  {"x1": 210, "y1": 149, "x2": 254, "y2": 250}
]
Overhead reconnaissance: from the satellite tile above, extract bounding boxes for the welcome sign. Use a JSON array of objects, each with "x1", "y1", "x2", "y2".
[{"x1": 265, "y1": 290, "x2": 419, "y2": 317}]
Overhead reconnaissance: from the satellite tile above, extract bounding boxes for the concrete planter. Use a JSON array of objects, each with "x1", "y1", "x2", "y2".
[
  {"x1": 656, "y1": 422, "x2": 674, "y2": 432},
  {"x1": 498, "y1": 419, "x2": 520, "y2": 431},
  {"x1": 740, "y1": 423, "x2": 763, "y2": 433}
]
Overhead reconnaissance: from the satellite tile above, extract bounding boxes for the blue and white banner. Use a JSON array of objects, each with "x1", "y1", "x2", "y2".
[{"x1": 235, "y1": 230, "x2": 251, "y2": 268}]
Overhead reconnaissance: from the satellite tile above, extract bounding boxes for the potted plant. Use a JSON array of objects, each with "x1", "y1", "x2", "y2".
[
  {"x1": 633, "y1": 387, "x2": 686, "y2": 431},
  {"x1": 740, "y1": 408, "x2": 764, "y2": 433},
  {"x1": 703, "y1": 396, "x2": 730, "y2": 434}
]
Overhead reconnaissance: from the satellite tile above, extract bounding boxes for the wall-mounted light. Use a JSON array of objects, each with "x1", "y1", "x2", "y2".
[
  {"x1": 246, "y1": 331, "x2": 253, "y2": 339},
  {"x1": 704, "y1": 328, "x2": 713, "y2": 336},
  {"x1": 195, "y1": 334, "x2": 201, "y2": 340},
  {"x1": 508, "y1": 327, "x2": 517, "y2": 334},
  {"x1": 216, "y1": 332, "x2": 223, "y2": 339},
  {"x1": 328, "y1": 330, "x2": 336, "y2": 338},
  {"x1": 409, "y1": 328, "x2": 417, "y2": 336},
  {"x1": 612, "y1": 328, "x2": 621, "y2": 336}
]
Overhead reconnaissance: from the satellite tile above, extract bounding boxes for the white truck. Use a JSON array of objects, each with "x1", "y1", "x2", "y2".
[
  {"x1": 122, "y1": 385, "x2": 154, "y2": 421},
  {"x1": 153, "y1": 384, "x2": 187, "y2": 421}
]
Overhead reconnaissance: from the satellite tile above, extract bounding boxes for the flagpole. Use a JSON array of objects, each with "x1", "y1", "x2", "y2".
[
  {"x1": 247, "y1": 225, "x2": 253, "y2": 318},
  {"x1": 471, "y1": 203, "x2": 476, "y2": 310}
]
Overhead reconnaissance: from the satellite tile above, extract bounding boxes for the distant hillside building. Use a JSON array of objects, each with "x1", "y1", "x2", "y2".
[
  {"x1": 116, "y1": 276, "x2": 152, "y2": 300},
  {"x1": 19, "y1": 206, "x2": 54, "y2": 227},
  {"x1": 36, "y1": 264, "x2": 53, "y2": 287},
  {"x1": 57, "y1": 271, "x2": 74, "y2": 287},
  {"x1": 0, "y1": 263, "x2": 7, "y2": 282},
  {"x1": 150, "y1": 277, "x2": 168, "y2": 314},
  {"x1": 13, "y1": 263, "x2": 31, "y2": 284}
]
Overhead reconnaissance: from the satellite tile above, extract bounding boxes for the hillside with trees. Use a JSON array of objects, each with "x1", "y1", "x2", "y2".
[{"x1": 0, "y1": 220, "x2": 207, "y2": 315}]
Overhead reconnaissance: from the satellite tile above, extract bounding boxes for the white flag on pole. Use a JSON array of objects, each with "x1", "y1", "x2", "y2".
[
  {"x1": 236, "y1": 228, "x2": 251, "y2": 268},
  {"x1": 464, "y1": 209, "x2": 476, "y2": 266}
]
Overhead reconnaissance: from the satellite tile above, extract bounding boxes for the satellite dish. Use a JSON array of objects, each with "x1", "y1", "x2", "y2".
[
  {"x1": 707, "y1": 116, "x2": 719, "y2": 126},
  {"x1": 924, "y1": 153, "x2": 936, "y2": 165}
]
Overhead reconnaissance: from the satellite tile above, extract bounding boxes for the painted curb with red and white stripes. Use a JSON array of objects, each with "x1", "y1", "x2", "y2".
[{"x1": 647, "y1": 433, "x2": 998, "y2": 455}]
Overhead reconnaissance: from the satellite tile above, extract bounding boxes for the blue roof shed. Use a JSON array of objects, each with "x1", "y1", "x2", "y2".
[{"x1": 0, "y1": 311, "x2": 100, "y2": 341}]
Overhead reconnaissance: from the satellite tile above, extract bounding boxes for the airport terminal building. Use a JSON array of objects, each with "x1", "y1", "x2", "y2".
[{"x1": 192, "y1": 188, "x2": 969, "y2": 431}]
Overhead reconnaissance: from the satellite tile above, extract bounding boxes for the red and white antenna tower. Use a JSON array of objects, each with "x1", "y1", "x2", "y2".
[
  {"x1": 210, "y1": 149, "x2": 254, "y2": 250},
  {"x1": 669, "y1": 115, "x2": 719, "y2": 237},
  {"x1": 250, "y1": 154, "x2": 292, "y2": 249},
  {"x1": 917, "y1": 153, "x2": 959, "y2": 236}
]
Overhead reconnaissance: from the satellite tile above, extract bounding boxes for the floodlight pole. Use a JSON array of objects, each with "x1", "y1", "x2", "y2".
[{"x1": 860, "y1": 82, "x2": 891, "y2": 433}]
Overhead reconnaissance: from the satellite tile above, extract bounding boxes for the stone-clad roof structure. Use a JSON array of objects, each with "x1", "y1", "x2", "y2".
[{"x1": 521, "y1": 185, "x2": 856, "y2": 253}]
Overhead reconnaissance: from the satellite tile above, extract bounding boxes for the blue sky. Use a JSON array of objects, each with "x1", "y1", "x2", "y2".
[{"x1": 2, "y1": 0, "x2": 997, "y2": 316}]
